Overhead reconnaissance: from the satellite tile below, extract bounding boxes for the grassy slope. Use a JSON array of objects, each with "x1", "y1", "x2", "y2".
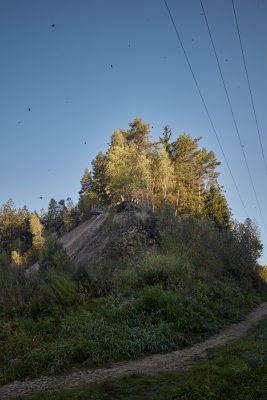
[
  {"x1": 14, "y1": 315, "x2": 267, "y2": 400},
  {"x1": 0, "y1": 214, "x2": 265, "y2": 386},
  {"x1": 0, "y1": 253, "x2": 261, "y2": 385}
]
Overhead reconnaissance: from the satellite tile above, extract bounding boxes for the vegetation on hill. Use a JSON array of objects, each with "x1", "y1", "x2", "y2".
[
  {"x1": 0, "y1": 118, "x2": 266, "y2": 387},
  {"x1": 0, "y1": 118, "x2": 233, "y2": 266},
  {"x1": 0, "y1": 206, "x2": 265, "y2": 384}
]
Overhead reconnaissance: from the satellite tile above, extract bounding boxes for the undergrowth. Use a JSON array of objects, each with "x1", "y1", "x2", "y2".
[
  {"x1": 17, "y1": 317, "x2": 267, "y2": 400},
  {"x1": 0, "y1": 210, "x2": 265, "y2": 385}
]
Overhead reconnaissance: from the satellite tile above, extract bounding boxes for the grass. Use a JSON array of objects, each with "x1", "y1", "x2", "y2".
[
  {"x1": 13, "y1": 313, "x2": 267, "y2": 400},
  {"x1": 0, "y1": 213, "x2": 265, "y2": 386},
  {"x1": 0, "y1": 261, "x2": 261, "y2": 385}
]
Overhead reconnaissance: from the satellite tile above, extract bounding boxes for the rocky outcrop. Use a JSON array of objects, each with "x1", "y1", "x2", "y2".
[{"x1": 59, "y1": 202, "x2": 159, "y2": 267}]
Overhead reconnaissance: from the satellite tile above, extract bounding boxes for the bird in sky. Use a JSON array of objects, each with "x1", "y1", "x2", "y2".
[
  {"x1": 39, "y1": 196, "x2": 43, "y2": 200},
  {"x1": 51, "y1": 24, "x2": 55, "y2": 27},
  {"x1": 84, "y1": 141, "x2": 87, "y2": 145},
  {"x1": 110, "y1": 64, "x2": 113, "y2": 68},
  {"x1": 28, "y1": 107, "x2": 31, "y2": 111}
]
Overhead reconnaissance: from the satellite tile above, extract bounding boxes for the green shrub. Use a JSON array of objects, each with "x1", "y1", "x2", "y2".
[
  {"x1": 39, "y1": 237, "x2": 73, "y2": 276},
  {"x1": 39, "y1": 271, "x2": 79, "y2": 306},
  {"x1": 133, "y1": 286, "x2": 181, "y2": 322}
]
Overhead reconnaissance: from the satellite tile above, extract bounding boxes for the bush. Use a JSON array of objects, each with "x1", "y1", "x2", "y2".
[
  {"x1": 39, "y1": 236, "x2": 74, "y2": 276},
  {"x1": 39, "y1": 271, "x2": 79, "y2": 306}
]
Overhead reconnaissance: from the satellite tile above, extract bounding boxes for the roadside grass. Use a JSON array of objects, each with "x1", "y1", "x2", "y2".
[{"x1": 13, "y1": 315, "x2": 267, "y2": 400}]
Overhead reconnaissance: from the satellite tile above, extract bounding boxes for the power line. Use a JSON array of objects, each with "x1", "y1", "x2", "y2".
[
  {"x1": 200, "y1": 0, "x2": 267, "y2": 234},
  {"x1": 162, "y1": 0, "x2": 248, "y2": 218},
  {"x1": 232, "y1": 0, "x2": 267, "y2": 175}
]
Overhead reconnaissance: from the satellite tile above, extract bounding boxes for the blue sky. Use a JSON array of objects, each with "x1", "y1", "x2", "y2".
[{"x1": 0, "y1": 0, "x2": 266, "y2": 263}]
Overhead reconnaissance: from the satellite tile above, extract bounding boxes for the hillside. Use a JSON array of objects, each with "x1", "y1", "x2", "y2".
[
  {"x1": 59, "y1": 203, "x2": 158, "y2": 267},
  {"x1": 0, "y1": 202, "x2": 266, "y2": 399},
  {"x1": 59, "y1": 214, "x2": 108, "y2": 266},
  {"x1": 0, "y1": 119, "x2": 266, "y2": 399}
]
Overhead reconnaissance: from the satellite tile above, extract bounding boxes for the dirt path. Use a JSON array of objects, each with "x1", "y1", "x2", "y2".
[{"x1": 1, "y1": 302, "x2": 267, "y2": 399}]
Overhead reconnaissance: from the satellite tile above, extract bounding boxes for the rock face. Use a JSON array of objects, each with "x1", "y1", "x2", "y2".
[
  {"x1": 59, "y1": 213, "x2": 108, "y2": 267},
  {"x1": 59, "y1": 203, "x2": 159, "y2": 267}
]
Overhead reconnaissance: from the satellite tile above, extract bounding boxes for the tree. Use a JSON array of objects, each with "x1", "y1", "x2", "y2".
[
  {"x1": 91, "y1": 152, "x2": 110, "y2": 204},
  {"x1": 63, "y1": 198, "x2": 80, "y2": 231},
  {"x1": 0, "y1": 199, "x2": 31, "y2": 257},
  {"x1": 79, "y1": 168, "x2": 93, "y2": 198},
  {"x1": 235, "y1": 218, "x2": 263, "y2": 266},
  {"x1": 126, "y1": 118, "x2": 150, "y2": 151},
  {"x1": 79, "y1": 190, "x2": 100, "y2": 220},
  {"x1": 159, "y1": 125, "x2": 172, "y2": 153},
  {"x1": 107, "y1": 137, "x2": 149, "y2": 203},
  {"x1": 77, "y1": 119, "x2": 228, "y2": 224},
  {"x1": 204, "y1": 185, "x2": 232, "y2": 229},
  {"x1": 106, "y1": 118, "x2": 154, "y2": 203},
  {"x1": 45, "y1": 198, "x2": 58, "y2": 232},
  {"x1": 29, "y1": 213, "x2": 44, "y2": 252},
  {"x1": 147, "y1": 144, "x2": 174, "y2": 208},
  {"x1": 11, "y1": 250, "x2": 24, "y2": 266},
  {"x1": 167, "y1": 134, "x2": 220, "y2": 216}
]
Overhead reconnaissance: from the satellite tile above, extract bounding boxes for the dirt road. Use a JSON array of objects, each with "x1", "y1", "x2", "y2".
[{"x1": 1, "y1": 302, "x2": 267, "y2": 399}]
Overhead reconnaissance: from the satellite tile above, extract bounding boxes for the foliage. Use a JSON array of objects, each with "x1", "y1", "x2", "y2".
[
  {"x1": 11, "y1": 250, "x2": 24, "y2": 266},
  {"x1": 16, "y1": 317, "x2": 267, "y2": 400},
  {"x1": 0, "y1": 117, "x2": 265, "y2": 390},
  {"x1": 0, "y1": 199, "x2": 31, "y2": 259},
  {"x1": 29, "y1": 213, "x2": 44, "y2": 251},
  {"x1": 91, "y1": 152, "x2": 110, "y2": 204},
  {"x1": 79, "y1": 168, "x2": 93, "y2": 198},
  {"x1": 78, "y1": 190, "x2": 101, "y2": 220},
  {"x1": 204, "y1": 184, "x2": 232, "y2": 229},
  {"x1": 39, "y1": 236, "x2": 73, "y2": 276},
  {"x1": 259, "y1": 265, "x2": 267, "y2": 282},
  {"x1": 62, "y1": 198, "x2": 80, "y2": 232},
  {"x1": 39, "y1": 270, "x2": 78, "y2": 306},
  {"x1": 0, "y1": 216, "x2": 264, "y2": 384},
  {"x1": 74, "y1": 118, "x2": 231, "y2": 225}
]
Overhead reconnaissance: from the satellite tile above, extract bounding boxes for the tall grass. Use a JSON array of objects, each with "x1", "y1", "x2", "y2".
[{"x1": 0, "y1": 209, "x2": 265, "y2": 384}]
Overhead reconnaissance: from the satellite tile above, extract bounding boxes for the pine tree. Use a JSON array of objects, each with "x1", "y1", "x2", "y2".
[
  {"x1": 167, "y1": 134, "x2": 220, "y2": 217},
  {"x1": 46, "y1": 198, "x2": 59, "y2": 232},
  {"x1": 159, "y1": 125, "x2": 172, "y2": 153},
  {"x1": 169, "y1": 134, "x2": 201, "y2": 215},
  {"x1": 126, "y1": 118, "x2": 150, "y2": 151},
  {"x1": 204, "y1": 185, "x2": 231, "y2": 229},
  {"x1": 79, "y1": 168, "x2": 93, "y2": 198}
]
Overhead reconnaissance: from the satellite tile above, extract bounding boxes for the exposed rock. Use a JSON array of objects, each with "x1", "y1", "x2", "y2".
[{"x1": 59, "y1": 203, "x2": 159, "y2": 268}]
